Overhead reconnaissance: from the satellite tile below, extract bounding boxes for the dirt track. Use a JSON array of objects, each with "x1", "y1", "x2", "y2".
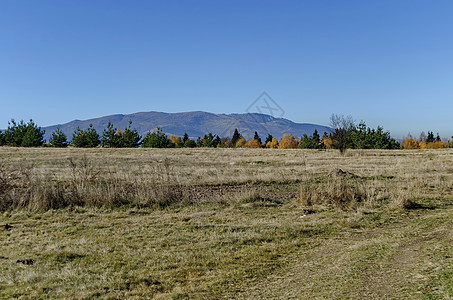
[{"x1": 239, "y1": 205, "x2": 453, "y2": 299}]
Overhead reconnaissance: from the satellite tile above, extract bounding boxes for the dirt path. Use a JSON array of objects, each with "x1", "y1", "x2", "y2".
[{"x1": 238, "y1": 207, "x2": 453, "y2": 299}]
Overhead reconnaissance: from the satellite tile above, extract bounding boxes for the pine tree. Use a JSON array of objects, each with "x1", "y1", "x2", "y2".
[
  {"x1": 142, "y1": 127, "x2": 170, "y2": 148},
  {"x1": 427, "y1": 131, "x2": 435, "y2": 143},
  {"x1": 264, "y1": 134, "x2": 273, "y2": 145},
  {"x1": 253, "y1": 131, "x2": 262, "y2": 145},
  {"x1": 21, "y1": 120, "x2": 45, "y2": 147},
  {"x1": 436, "y1": 133, "x2": 441, "y2": 142},
  {"x1": 182, "y1": 132, "x2": 189, "y2": 144},
  {"x1": 72, "y1": 124, "x2": 100, "y2": 148},
  {"x1": 101, "y1": 121, "x2": 121, "y2": 147},
  {"x1": 4, "y1": 119, "x2": 44, "y2": 147},
  {"x1": 121, "y1": 121, "x2": 141, "y2": 147},
  {"x1": 49, "y1": 128, "x2": 68, "y2": 147},
  {"x1": 85, "y1": 124, "x2": 100, "y2": 147},
  {"x1": 231, "y1": 128, "x2": 241, "y2": 146},
  {"x1": 184, "y1": 139, "x2": 196, "y2": 148}
]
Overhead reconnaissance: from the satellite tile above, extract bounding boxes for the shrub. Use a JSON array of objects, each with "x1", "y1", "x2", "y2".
[{"x1": 49, "y1": 128, "x2": 68, "y2": 147}]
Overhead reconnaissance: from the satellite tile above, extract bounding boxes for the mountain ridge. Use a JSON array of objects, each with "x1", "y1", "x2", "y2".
[{"x1": 42, "y1": 111, "x2": 333, "y2": 142}]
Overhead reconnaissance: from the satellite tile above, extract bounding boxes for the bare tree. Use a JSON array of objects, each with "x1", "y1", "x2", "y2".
[
  {"x1": 329, "y1": 114, "x2": 354, "y2": 154},
  {"x1": 330, "y1": 114, "x2": 354, "y2": 130}
]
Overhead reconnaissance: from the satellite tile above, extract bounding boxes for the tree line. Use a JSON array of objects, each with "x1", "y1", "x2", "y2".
[
  {"x1": 1, "y1": 117, "x2": 452, "y2": 150},
  {"x1": 401, "y1": 131, "x2": 452, "y2": 149}
]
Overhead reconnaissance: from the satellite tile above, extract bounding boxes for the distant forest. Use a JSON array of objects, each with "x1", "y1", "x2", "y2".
[{"x1": 1, "y1": 117, "x2": 451, "y2": 151}]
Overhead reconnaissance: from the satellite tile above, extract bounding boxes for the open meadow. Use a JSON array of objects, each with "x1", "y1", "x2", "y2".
[{"x1": 1, "y1": 147, "x2": 453, "y2": 299}]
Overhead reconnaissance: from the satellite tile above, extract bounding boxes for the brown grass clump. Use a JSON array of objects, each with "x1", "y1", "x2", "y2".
[
  {"x1": 300, "y1": 175, "x2": 368, "y2": 211},
  {"x1": 299, "y1": 170, "x2": 395, "y2": 211}
]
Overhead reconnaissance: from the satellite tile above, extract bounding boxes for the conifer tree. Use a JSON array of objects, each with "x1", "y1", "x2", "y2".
[
  {"x1": 49, "y1": 128, "x2": 68, "y2": 147},
  {"x1": 231, "y1": 128, "x2": 241, "y2": 146}
]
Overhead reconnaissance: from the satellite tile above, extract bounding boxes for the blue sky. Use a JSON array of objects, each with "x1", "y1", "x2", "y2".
[{"x1": 1, "y1": 0, "x2": 452, "y2": 139}]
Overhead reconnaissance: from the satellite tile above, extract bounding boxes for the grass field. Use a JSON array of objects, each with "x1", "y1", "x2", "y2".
[{"x1": 1, "y1": 147, "x2": 453, "y2": 298}]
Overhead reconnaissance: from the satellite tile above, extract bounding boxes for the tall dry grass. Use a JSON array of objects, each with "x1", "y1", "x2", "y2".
[
  {"x1": 298, "y1": 171, "x2": 417, "y2": 211},
  {"x1": 0, "y1": 157, "x2": 187, "y2": 211}
]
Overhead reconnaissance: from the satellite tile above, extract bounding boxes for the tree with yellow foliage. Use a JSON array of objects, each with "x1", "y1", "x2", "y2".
[
  {"x1": 235, "y1": 137, "x2": 246, "y2": 148},
  {"x1": 401, "y1": 137, "x2": 420, "y2": 149},
  {"x1": 245, "y1": 138, "x2": 261, "y2": 148},
  {"x1": 169, "y1": 134, "x2": 183, "y2": 148},
  {"x1": 278, "y1": 134, "x2": 298, "y2": 149},
  {"x1": 266, "y1": 137, "x2": 279, "y2": 149},
  {"x1": 321, "y1": 135, "x2": 333, "y2": 149},
  {"x1": 425, "y1": 141, "x2": 446, "y2": 149}
]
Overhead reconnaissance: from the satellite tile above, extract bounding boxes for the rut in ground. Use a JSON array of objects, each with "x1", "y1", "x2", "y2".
[{"x1": 239, "y1": 207, "x2": 453, "y2": 299}]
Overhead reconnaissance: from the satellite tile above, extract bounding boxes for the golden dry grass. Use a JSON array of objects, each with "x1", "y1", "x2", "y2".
[{"x1": 0, "y1": 147, "x2": 452, "y2": 298}]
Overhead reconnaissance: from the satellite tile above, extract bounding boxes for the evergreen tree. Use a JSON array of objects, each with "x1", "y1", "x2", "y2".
[
  {"x1": 4, "y1": 119, "x2": 25, "y2": 146},
  {"x1": 4, "y1": 119, "x2": 44, "y2": 147},
  {"x1": 312, "y1": 129, "x2": 320, "y2": 145},
  {"x1": 72, "y1": 127, "x2": 86, "y2": 147},
  {"x1": 101, "y1": 121, "x2": 122, "y2": 147},
  {"x1": 142, "y1": 127, "x2": 170, "y2": 148},
  {"x1": 182, "y1": 132, "x2": 189, "y2": 144},
  {"x1": 436, "y1": 133, "x2": 441, "y2": 142},
  {"x1": 22, "y1": 120, "x2": 45, "y2": 147},
  {"x1": 85, "y1": 124, "x2": 100, "y2": 147},
  {"x1": 49, "y1": 128, "x2": 68, "y2": 147},
  {"x1": 196, "y1": 137, "x2": 203, "y2": 147},
  {"x1": 0, "y1": 130, "x2": 4, "y2": 146},
  {"x1": 264, "y1": 134, "x2": 273, "y2": 145},
  {"x1": 184, "y1": 139, "x2": 196, "y2": 148},
  {"x1": 202, "y1": 133, "x2": 219, "y2": 147},
  {"x1": 121, "y1": 121, "x2": 141, "y2": 148},
  {"x1": 231, "y1": 128, "x2": 241, "y2": 146},
  {"x1": 253, "y1": 131, "x2": 262, "y2": 145},
  {"x1": 214, "y1": 136, "x2": 221, "y2": 147},
  {"x1": 427, "y1": 131, "x2": 435, "y2": 143},
  {"x1": 298, "y1": 130, "x2": 320, "y2": 149},
  {"x1": 72, "y1": 124, "x2": 100, "y2": 148}
]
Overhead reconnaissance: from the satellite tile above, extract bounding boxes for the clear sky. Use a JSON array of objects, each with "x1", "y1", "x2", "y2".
[{"x1": 1, "y1": 0, "x2": 452, "y2": 139}]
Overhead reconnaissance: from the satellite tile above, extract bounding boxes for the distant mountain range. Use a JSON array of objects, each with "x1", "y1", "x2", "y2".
[{"x1": 42, "y1": 111, "x2": 333, "y2": 142}]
